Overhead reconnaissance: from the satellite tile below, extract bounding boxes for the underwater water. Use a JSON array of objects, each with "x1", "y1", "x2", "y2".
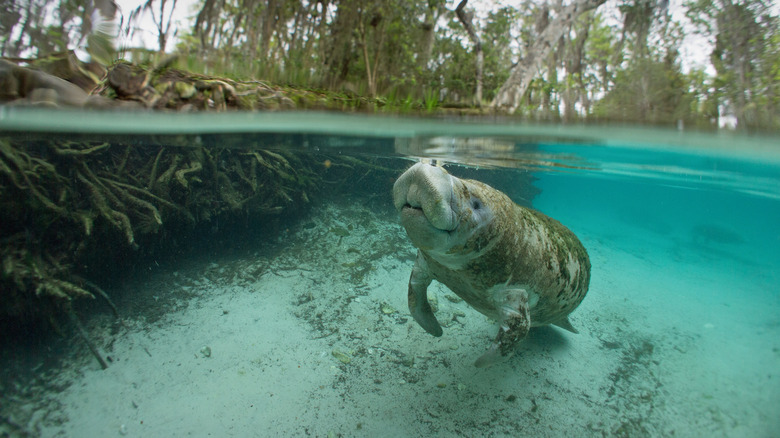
[{"x1": 0, "y1": 109, "x2": 779, "y2": 437}]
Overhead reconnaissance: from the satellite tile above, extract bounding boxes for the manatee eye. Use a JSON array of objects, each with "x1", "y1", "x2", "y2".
[{"x1": 471, "y1": 199, "x2": 482, "y2": 210}]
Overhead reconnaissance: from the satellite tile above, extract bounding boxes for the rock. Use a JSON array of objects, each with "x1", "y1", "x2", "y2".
[
  {"x1": 175, "y1": 81, "x2": 197, "y2": 99},
  {"x1": 108, "y1": 63, "x2": 150, "y2": 97},
  {"x1": 331, "y1": 349, "x2": 351, "y2": 364},
  {"x1": 0, "y1": 59, "x2": 89, "y2": 107},
  {"x1": 33, "y1": 51, "x2": 104, "y2": 92},
  {"x1": 380, "y1": 302, "x2": 397, "y2": 314}
]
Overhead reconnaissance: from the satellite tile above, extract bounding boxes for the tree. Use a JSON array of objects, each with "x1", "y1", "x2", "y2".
[
  {"x1": 561, "y1": 11, "x2": 595, "y2": 120},
  {"x1": 617, "y1": 0, "x2": 664, "y2": 60},
  {"x1": 686, "y1": 0, "x2": 779, "y2": 129},
  {"x1": 491, "y1": 0, "x2": 607, "y2": 112},
  {"x1": 1, "y1": 0, "x2": 117, "y2": 58},
  {"x1": 455, "y1": 0, "x2": 483, "y2": 104},
  {"x1": 417, "y1": 0, "x2": 446, "y2": 72},
  {"x1": 584, "y1": 12, "x2": 618, "y2": 103},
  {"x1": 481, "y1": 7, "x2": 517, "y2": 102},
  {"x1": 592, "y1": 55, "x2": 696, "y2": 124},
  {"x1": 356, "y1": 2, "x2": 386, "y2": 96},
  {"x1": 128, "y1": 0, "x2": 179, "y2": 53}
]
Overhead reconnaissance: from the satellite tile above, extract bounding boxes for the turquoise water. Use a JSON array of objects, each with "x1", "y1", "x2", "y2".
[{"x1": 0, "y1": 109, "x2": 778, "y2": 436}]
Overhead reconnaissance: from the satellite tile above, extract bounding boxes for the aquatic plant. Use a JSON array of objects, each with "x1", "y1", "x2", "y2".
[
  {"x1": 0, "y1": 137, "x2": 313, "y2": 361},
  {"x1": 0, "y1": 133, "x2": 409, "y2": 369}
]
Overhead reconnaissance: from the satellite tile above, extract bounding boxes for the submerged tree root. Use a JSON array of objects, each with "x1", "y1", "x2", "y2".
[
  {"x1": 0, "y1": 137, "x2": 324, "y2": 344},
  {"x1": 65, "y1": 302, "x2": 109, "y2": 370},
  {"x1": 0, "y1": 135, "x2": 406, "y2": 371},
  {"x1": 76, "y1": 276, "x2": 123, "y2": 323}
]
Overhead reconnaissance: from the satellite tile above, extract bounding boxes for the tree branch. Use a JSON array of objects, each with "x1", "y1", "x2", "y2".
[{"x1": 491, "y1": 0, "x2": 607, "y2": 112}]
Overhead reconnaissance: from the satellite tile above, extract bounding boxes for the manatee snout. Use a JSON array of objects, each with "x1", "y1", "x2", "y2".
[{"x1": 392, "y1": 163, "x2": 458, "y2": 231}]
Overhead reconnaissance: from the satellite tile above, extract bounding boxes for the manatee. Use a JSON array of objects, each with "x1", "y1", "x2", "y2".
[{"x1": 393, "y1": 162, "x2": 590, "y2": 367}]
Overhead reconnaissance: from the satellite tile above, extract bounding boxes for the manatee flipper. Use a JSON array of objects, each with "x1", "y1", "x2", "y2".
[
  {"x1": 552, "y1": 316, "x2": 579, "y2": 334},
  {"x1": 408, "y1": 251, "x2": 443, "y2": 337},
  {"x1": 474, "y1": 288, "x2": 530, "y2": 368}
]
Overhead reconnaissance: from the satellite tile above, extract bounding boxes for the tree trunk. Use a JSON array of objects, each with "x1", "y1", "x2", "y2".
[
  {"x1": 357, "y1": 7, "x2": 385, "y2": 97},
  {"x1": 418, "y1": 3, "x2": 441, "y2": 71},
  {"x1": 322, "y1": 0, "x2": 359, "y2": 89},
  {"x1": 564, "y1": 13, "x2": 592, "y2": 120},
  {"x1": 302, "y1": 0, "x2": 327, "y2": 79},
  {"x1": 12, "y1": 1, "x2": 37, "y2": 56},
  {"x1": 491, "y1": 0, "x2": 606, "y2": 112},
  {"x1": 288, "y1": 3, "x2": 306, "y2": 55},
  {"x1": 455, "y1": 0, "x2": 483, "y2": 105},
  {"x1": 194, "y1": 0, "x2": 217, "y2": 51},
  {"x1": 259, "y1": 0, "x2": 279, "y2": 60}
]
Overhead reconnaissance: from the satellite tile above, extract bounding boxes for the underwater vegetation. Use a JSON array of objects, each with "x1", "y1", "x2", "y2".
[
  {"x1": 0, "y1": 134, "x2": 407, "y2": 366},
  {"x1": 0, "y1": 137, "x2": 312, "y2": 329}
]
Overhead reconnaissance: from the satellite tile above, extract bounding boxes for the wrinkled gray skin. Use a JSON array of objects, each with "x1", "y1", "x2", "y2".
[{"x1": 393, "y1": 163, "x2": 590, "y2": 367}]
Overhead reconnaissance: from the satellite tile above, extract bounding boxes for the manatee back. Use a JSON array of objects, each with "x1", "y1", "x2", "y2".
[{"x1": 507, "y1": 204, "x2": 590, "y2": 324}]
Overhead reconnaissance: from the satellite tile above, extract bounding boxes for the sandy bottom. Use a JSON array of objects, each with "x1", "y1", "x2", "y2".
[{"x1": 2, "y1": 198, "x2": 779, "y2": 437}]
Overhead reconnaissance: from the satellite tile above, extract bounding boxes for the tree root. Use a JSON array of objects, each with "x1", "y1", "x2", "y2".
[
  {"x1": 0, "y1": 140, "x2": 67, "y2": 214},
  {"x1": 74, "y1": 276, "x2": 126, "y2": 329},
  {"x1": 2, "y1": 245, "x2": 95, "y2": 303},
  {"x1": 77, "y1": 171, "x2": 135, "y2": 244},
  {"x1": 103, "y1": 177, "x2": 163, "y2": 229},
  {"x1": 65, "y1": 302, "x2": 108, "y2": 370},
  {"x1": 175, "y1": 161, "x2": 203, "y2": 188},
  {"x1": 115, "y1": 145, "x2": 132, "y2": 174},
  {"x1": 147, "y1": 147, "x2": 165, "y2": 189},
  {"x1": 0, "y1": 135, "x2": 334, "y2": 361},
  {"x1": 36, "y1": 278, "x2": 93, "y2": 300},
  {"x1": 102, "y1": 176, "x2": 195, "y2": 223},
  {"x1": 155, "y1": 154, "x2": 181, "y2": 187},
  {"x1": 52, "y1": 142, "x2": 110, "y2": 156}
]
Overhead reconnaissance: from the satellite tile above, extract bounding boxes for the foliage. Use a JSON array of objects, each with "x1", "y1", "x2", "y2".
[
  {"x1": 0, "y1": 0, "x2": 116, "y2": 59},
  {"x1": 686, "y1": 0, "x2": 780, "y2": 129},
  {"x1": 592, "y1": 56, "x2": 703, "y2": 125}
]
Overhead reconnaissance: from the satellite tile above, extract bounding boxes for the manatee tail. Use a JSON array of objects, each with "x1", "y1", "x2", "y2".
[{"x1": 552, "y1": 316, "x2": 579, "y2": 334}]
